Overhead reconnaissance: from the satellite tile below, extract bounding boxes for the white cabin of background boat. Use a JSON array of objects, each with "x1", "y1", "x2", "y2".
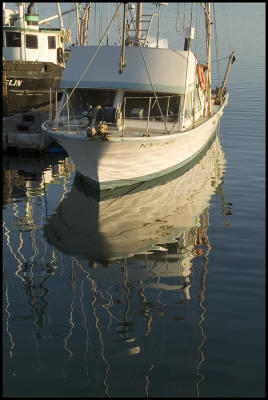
[{"x1": 2, "y1": 2, "x2": 70, "y2": 67}]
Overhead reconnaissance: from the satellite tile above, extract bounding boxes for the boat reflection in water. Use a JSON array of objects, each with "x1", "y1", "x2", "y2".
[
  {"x1": 43, "y1": 132, "x2": 226, "y2": 396},
  {"x1": 45, "y1": 132, "x2": 226, "y2": 282},
  {"x1": 4, "y1": 132, "x2": 228, "y2": 397}
]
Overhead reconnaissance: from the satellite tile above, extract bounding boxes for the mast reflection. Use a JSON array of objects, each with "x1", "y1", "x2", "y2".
[
  {"x1": 3, "y1": 133, "x2": 230, "y2": 397},
  {"x1": 44, "y1": 133, "x2": 226, "y2": 395},
  {"x1": 45, "y1": 134, "x2": 226, "y2": 288}
]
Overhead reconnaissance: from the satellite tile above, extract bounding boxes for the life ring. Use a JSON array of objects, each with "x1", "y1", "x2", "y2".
[{"x1": 197, "y1": 64, "x2": 206, "y2": 92}]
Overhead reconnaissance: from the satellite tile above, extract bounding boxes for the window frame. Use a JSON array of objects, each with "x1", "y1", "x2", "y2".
[
  {"x1": 6, "y1": 31, "x2": 21, "y2": 47},
  {"x1": 48, "y1": 36, "x2": 56, "y2": 50},
  {"x1": 26, "y1": 34, "x2": 38, "y2": 49}
]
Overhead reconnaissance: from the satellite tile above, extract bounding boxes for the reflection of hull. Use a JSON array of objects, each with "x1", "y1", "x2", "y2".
[
  {"x1": 45, "y1": 134, "x2": 226, "y2": 261},
  {"x1": 45, "y1": 97, "x2": 227, "y2": 189},
  {"x1": 4, "y1": 61, "x2": 64, "y2": 113}
]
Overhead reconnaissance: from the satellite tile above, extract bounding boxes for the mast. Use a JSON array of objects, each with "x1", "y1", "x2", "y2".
[
  {"x1": 206, "y1": 3, "x2": 211, "y2": 115},
  {"x1": 75, "y1": 3, "x2": 81, "y2": 45},
  {"x1": 201, "y1": 2, "x2": 211, "y2": 115},
  {"x1": 157, "y1": 3, "x2": 160, "y2": 47},
  {"x1": 80, "y1": 3, "x2": 91, "y2": 46},
  {"x1": 120, "y1": 3, "x2": 127, "y2": 73},
  {"x1": 136, "y1": 3, "x2": 142, "y2": 45},
  {"x1": 82, "y1": 3, "x2": 91, "y2": 46},
  {"x1": 56, "y1": 3, "x2": 64, "y2": 31}
]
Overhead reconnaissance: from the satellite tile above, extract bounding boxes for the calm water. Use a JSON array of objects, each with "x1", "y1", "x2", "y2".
[{"x1": 2, "y1": 3, "x2": 265, "y2": 398}]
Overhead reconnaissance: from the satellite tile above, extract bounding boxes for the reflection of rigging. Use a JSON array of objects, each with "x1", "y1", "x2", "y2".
[
  {"x1": 195, "y1": 208, "x2": 210, "y2": 398},
  {"x1": 3, "y1": 155, "x2": 74, "y2": 371},
  {"x1": 3, "y1": 134, "x2": 232, "y2": 396}
]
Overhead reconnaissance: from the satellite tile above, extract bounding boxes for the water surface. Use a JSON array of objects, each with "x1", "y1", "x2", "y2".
[{"x1": 2, "y1": 3, "x2": 265, "y2": 398}]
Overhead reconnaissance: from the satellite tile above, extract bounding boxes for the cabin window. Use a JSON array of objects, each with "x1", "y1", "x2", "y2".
[
  {"x1": 69, "y1": 89, "x2": 116, "y2": 114},
  {"x1": 123, "y1": 92, "x2": 180, "y2": 121},
  {"x1": 48, "y1": 36, "x2": 56, "y2": 49},
  {"x1": 6, "y1": 31, "x2": 21, "y2": 47},
  {"x1": 26, "y1": 34, "x2": 38, "y2": 49}
]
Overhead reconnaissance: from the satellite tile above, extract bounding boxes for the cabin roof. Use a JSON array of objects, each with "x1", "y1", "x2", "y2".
[{"x1": 60, "y1": 46, "x2": 197, "y2": 94}]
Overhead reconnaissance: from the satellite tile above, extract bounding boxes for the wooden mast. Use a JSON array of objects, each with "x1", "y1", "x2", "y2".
[
  {"x1": 201, "y1": 2, "x2": 211, "y2": 115},
  {"x1": 206, "y1": 3, "x2": 211, "y2": 115},
  {"x1": 56, "y1": 3, "x2": 64, "y2": 31},
  {"x1": 75, "y1": 3, "x2": 81, "y2": 45},
  {"x1": 120, "y1": 3, "x2": 127, "y2": 73},
  {"x1": 136, "y1": 3, "x2": 142, "y2": 45},
  {"x1": 80, "y1": 3, "x2": 91, "y2": 46}
]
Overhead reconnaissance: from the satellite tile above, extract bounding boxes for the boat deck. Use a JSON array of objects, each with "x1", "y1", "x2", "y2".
[{"x1": 51, "y1": 112, "x2": 215, "y2": 138}]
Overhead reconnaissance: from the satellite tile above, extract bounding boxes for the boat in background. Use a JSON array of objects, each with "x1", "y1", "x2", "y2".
[
  {"x1": 2, "y1": 2, "x2": 91, "y2": 114},
  {"x1": 42, "y1": 2, "x2": 235, "y2": 190}
]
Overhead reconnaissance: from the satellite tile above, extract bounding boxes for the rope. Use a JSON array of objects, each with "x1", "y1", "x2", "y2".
[
  {"x1": 211, "y1": 55, "x2": 230, "y2": 63},
  {"x1": 180, "y1": 3, "x2": 194, "y2": 126},
  {"x1": 58, "y1": 3, "x2": 122, "y2": 119},
  {"x1": 212, "y1": 3, "x2": 220, "y2": 84},
  {"x1": 175, "y1": 2, "x2": 185, "y2": 35},
  {"x1": 199, "y1": 55, "x2": 231, "y2": 65},
  {"x1": 115, "y1": 2, "x2": 122, "y2": 46}
]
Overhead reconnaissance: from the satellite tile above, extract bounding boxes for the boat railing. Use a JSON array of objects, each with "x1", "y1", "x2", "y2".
[
  {"x1": 122, "y1": 94, "x2": 180, "y2": 135},
  {"x1": 52, "y1": 94, "x2": 180, "y2": 135},
  {"x1": 126, "y1": 13, "x2": 159, "y2": 46}
]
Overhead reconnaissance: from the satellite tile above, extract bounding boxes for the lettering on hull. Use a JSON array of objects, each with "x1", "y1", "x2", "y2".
[{"x1": 7, "y1": 80, "x2": 23, "y2": 87}]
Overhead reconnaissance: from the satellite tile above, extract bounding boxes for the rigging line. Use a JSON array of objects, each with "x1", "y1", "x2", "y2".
[
  {"x1": 59, "y1": 2, "x2": 122, "y2": 118},
  {"x1": 79, "y1": 278, "x2": 90, "y2": 382},
  {"x1": 99, "y1": 4, "x2": 101, "y2": 43},
  {"x1": 94, "y1": 2, "x2": 96, "y2": 43},
  {"x1": 212, "y1": 3, "x2": 220, "y2": 83},
  {"x1": 211, "y1": 55, "x2": 230, "y2": 62},
  {"x1": 114, "y1": 2, "x2": 121, "y2": 45},
  {"x1": 76, "y1": 261, "x2": 111, "y2": 397},
  {"x1": 106, "y1": 2, "x2": 110, "y2": 45},
  {"x1": 122, "y1": 262, "x2": 131, "y2": 322},
  {"x1": 3, "y1": 221, "x2": 25, "y2": 283},
  {"x1": 4, "y1": 273, "x2": 15, "y2": 359},
  {"x1": 195, "y1": 3, "x2": 201, "y2": 58},
  {"x1": 195, "y1": 210, "x2": 210, "y2": 397},
  {"x1": 180, "y1": 2, "x2": 194, "y2": 125},
  {"x1": 175, "y1": 2, "x2": 184, "y2": 35},
  {"x1": 71, "y1": 257, "x2": 123, "y2": 324},
  {"x1": 183, "y1": 2, "x2": 186, "y2": 32},
  {"x1": 63, "y1": 260, "x2": 76, "y2": 366}
]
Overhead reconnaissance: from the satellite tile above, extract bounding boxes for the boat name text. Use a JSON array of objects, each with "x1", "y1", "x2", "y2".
[
  {"x1": 139, "y1": 141, "x2": 174, "y2": 148},
  {"x1": 7, "y1": 79, "x2": 23, "y2": 87}
]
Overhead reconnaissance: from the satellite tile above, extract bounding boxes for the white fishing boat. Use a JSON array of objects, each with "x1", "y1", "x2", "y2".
[{"x1": 41, "y1": 2, "x2": 235, "y2": 190}]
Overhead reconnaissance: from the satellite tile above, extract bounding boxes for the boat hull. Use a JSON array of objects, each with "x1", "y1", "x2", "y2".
[
  {"x1": 45, "y1": 97, "x2": 227, "y2": 190},
  {"x1": 3, "y1": 61, "x2": 64, "y2": 113},
  {"x1": 45, "y1": 135, "x2": 225, "y2": 260}
]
